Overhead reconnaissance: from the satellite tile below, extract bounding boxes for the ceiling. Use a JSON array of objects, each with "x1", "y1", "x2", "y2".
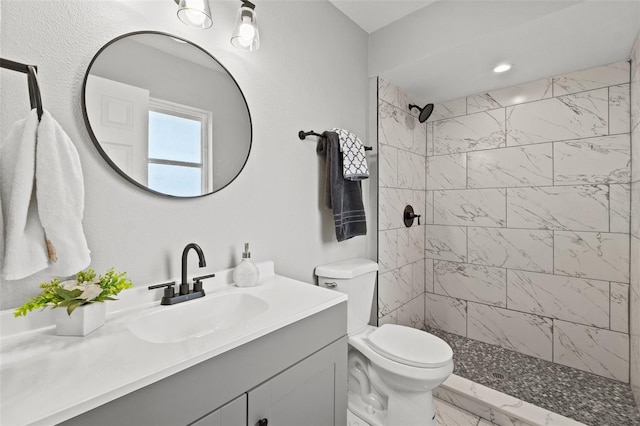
[
  {"x1": 329, "y1": 0, "x2": 436, "y2": 33},
  {"x1": 329, "y1": 0, "x2": 640, "y2": 104}
]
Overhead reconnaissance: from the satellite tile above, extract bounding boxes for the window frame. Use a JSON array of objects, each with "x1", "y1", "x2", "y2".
[{"x1": 147, "y1": 97, "x2": 213, "y2": 194}]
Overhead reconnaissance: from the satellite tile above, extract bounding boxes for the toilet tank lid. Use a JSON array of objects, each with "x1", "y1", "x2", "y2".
[{"x1": 315, "y1": 258, "x2": 378, "y2": 279}]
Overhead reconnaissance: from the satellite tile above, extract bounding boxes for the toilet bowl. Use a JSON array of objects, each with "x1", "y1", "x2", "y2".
[{"x1": 315, "y1": 258, "x2": 453, "y2": 426}]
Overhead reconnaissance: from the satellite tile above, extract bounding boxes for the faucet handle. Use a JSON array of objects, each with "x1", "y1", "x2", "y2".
[
  {"x1": 193, "y1": 273, "x2": 215, "y2": 293},
  {"x1": 148, "y1": 281, "x2": 176, "y2": 299}
]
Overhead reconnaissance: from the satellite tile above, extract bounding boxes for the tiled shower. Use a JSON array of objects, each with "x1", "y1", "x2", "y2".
[{"x1": 377, "y1": 31, "x2": 639, "y2": 408}]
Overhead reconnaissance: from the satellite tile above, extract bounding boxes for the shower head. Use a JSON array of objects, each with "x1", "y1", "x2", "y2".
[{"x1": 409, "y1": 103, "x2": 434, "y2": 123}]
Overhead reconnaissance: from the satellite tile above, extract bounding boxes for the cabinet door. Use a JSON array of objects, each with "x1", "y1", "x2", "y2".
[
  {"x1": 247, "y1": 337, "x2": 347, "y2": 426},
  {"x1": 190, "y1": 394, "x2": 247, "y2": 426}
]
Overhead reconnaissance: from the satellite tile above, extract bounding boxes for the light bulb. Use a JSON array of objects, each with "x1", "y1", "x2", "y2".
[{"x1": 237, "y1": 17, "x2": 255, "y2": 47}]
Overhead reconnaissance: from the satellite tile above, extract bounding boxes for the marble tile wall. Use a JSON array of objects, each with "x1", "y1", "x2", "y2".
[
  {"x1": 630, "y1": 33, "x2": 640, "y2": 407},
  {"x1": 422, "y1": 61, "x2": 633, "y2": 383},
  {"x1": 377, "y1": 78, "x2": 426, "y2": 330}
]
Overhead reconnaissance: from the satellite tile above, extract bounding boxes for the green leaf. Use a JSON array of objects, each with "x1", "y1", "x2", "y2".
[{"x1": 66, "y1": 300, "x2": 85, "y2": 316}]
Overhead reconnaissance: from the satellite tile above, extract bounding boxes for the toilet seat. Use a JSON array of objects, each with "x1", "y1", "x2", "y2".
[
  {"x1": 366, "y1": 324, "x2": 453, "y2": 368},
  {"x1": 348, "y1": 326, "x2": 454, "y2": 382}
]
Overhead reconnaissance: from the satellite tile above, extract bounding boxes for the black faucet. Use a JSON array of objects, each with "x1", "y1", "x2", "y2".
[
  {"x1": 147, "y1": 243, "x2": 215, "y2": 305},
  {"x1": 181, "y1": 243, "x2": 206, "y2": 295}
]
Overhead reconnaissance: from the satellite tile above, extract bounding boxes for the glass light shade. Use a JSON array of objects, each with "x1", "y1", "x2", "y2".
[
  {"x1": 177, "y1": 0, "x2": 213, "y2": 29},
  {"x1": 231, "y1": 6, "x2": 260, "y2": 51}
]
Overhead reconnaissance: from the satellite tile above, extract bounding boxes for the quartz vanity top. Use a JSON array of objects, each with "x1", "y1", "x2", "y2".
[{"x1": 0, "y1": 262, "x2": 347, "y2": 426}]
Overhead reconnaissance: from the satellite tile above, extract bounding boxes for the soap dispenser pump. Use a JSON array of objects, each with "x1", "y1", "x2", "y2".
[{"x1": 233, "y1": 243, "x2": 260, "y2": 287}]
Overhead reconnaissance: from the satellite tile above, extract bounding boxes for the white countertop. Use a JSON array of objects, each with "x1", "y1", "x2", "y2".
[{"x1": 0, "y1": 262, "x2": 347, "y2": 426}]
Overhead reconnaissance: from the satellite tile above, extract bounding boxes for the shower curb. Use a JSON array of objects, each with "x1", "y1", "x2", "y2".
[{"x1": 434, "y1": 374, "x2": 586, "y2": 426}]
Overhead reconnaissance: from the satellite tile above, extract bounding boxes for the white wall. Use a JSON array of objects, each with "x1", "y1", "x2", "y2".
[{"x1": 0, "y1": 1, "x2": 374, "y2": 309}]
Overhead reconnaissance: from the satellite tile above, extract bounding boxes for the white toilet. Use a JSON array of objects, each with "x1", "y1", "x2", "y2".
[{"x1": 315, "y1": 258, "x2": 453, "y2": 426}]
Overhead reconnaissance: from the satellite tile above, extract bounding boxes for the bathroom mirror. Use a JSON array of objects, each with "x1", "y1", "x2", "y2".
[{"x1": 82, "y1": 31, "x2": 252, "y2": 198}]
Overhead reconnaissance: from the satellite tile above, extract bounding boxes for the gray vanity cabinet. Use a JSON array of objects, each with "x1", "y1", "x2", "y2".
[
  {"x1": 248, "y1": 336, "x2": 347, "y2": 426},
  {"x1": 58, "y1": 302, "x2": 347, "y2": 426},
  {"x1": 190, "y1": 395, "x2": 247, "y2": 426}
]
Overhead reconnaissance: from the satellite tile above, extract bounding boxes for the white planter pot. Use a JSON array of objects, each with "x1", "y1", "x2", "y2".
[{"x1": 55, "y1": 302, "x2": 106, "y2": 336}]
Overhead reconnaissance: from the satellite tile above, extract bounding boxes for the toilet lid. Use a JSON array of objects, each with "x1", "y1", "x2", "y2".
[{"x1": 366, "y1": 324, "x2": 453, "y2": 368}]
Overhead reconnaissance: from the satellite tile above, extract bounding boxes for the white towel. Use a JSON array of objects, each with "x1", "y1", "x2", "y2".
[
  {"x1": 331, "y1": 128, "x2": 369, "y2": 181},
  {"x1": 0, "y1": 110, "x2": 50, "y2": 280},
  {"x1": 35, "y1": 110, "x2": 90, "y2": 276}
]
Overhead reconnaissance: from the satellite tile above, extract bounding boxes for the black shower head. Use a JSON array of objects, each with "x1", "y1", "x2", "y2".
[{"x1": 409, "y1": 103, "x2": 434, "y2": 123}]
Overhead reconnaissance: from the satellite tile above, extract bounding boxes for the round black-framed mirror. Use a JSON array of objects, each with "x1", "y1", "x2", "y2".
[{"x1": 82, "y1": 31, "x2": 252, "y2": 198}]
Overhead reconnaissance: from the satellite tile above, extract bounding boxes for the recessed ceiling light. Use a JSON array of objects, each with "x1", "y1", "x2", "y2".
[{"x1": 493, "y1": 63, "x2": 512, "y2": 73}]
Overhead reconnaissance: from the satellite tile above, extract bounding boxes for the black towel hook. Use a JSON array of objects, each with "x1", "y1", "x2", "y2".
[
  {"x1": 26, "y1": 65, "x2": 43, "y2": 121},
  {"x1": 0, "y1": 58, "x2": 43, "y2": 121}
]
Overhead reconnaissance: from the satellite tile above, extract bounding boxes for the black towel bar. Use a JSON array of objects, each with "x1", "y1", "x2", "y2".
[{"x1": 298, "y1": 130, "x2": 372, "y2": 151}]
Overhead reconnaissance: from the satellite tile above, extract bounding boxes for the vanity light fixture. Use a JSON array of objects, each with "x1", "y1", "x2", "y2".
[
  {"x1": 231, "y1": 0, "x2": 260, "y2": 51},
  {"x1": 175, "y1": 0, "x2": 213, "y2": 30},
  {"x1": 493, "y1": 63, "x2": 512, "y2": 73}
]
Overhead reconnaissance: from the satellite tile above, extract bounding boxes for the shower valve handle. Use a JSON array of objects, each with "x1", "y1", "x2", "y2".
[{"x1": 404, "y1": 205, "x2": 421, "y2": 227}]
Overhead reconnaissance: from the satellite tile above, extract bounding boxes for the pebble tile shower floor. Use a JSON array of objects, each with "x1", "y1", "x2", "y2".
[{"x1": 428, "y1": 328, "x2": 640, "y2": 425}]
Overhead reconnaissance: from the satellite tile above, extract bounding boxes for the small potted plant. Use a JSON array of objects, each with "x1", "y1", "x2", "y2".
[{"x1": 14, "y1": 268, "x2": 133, "y2": 336}]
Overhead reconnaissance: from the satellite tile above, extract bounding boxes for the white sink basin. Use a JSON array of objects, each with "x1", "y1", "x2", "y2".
[{"x1": 128, "y1": 293, "x2": 269, "y2": 344}]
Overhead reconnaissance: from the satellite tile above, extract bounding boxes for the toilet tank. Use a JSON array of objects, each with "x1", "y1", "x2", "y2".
[{"x1": 315, "y1": 258, "x2": 378, "y2": 335}]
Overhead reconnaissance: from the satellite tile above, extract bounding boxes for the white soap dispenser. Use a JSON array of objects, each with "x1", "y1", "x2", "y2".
[{"x1": 233, "y1": 243, "x2": 260, "y2": 287}]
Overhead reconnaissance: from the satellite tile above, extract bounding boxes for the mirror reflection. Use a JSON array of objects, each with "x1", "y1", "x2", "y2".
[{"x1": 83, "y1": 31, "x2": 252, "y2": 197}]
